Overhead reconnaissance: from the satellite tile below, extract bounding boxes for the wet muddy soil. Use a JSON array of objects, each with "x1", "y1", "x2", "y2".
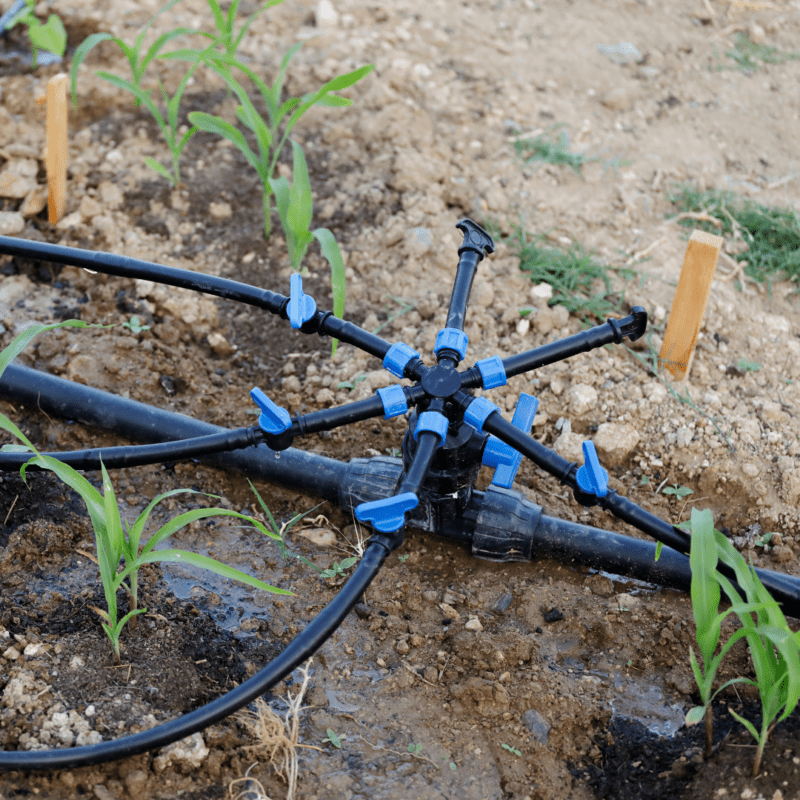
[{"x1": 1, "y1": 0, "x2": 800, "y2": 798}]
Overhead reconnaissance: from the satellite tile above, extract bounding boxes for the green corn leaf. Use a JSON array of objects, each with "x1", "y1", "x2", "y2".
[
  {"x1": 288, "y1": 141, "x2": 313, "y2": 232},
  {"x1": 233, "y1": 0, "x2": 283, "y2": 53},
  {"x1": 689, "y1": 507, "x2": 722, "y2": 666},
  {"x1": 130, "y1": 548, "x2": 294, "y2": 595},
  {"x1": 126, "y1": 488, "x2": 201, "y2": 555},
  {"x1": 144, "y1": 157, "x2": 176, "y2": 183},
  {"x1": 95, "y1": 72, "x2": 168, "y2": 139},
  {"x1": 312, "y1": 227, "x2": 346, "y2": 355},
  {"x1": 176, "y1": 125, "x2": 198, "y2": 158},
  {"x1": 140, "y1": 28, "x2": 211, "y2": 83},
  {"x1": 0, "y1": 320, "x2": 90, "y2": 379},
  {"x1": 264, "y1": 42, "x2": 304, "y2": 124},
  {"x1": 70, "y1": 33, "x2": 120, "y2": 108},
  {"x1": 188, "y1": 112, "x2": 262, "y2": 176}
]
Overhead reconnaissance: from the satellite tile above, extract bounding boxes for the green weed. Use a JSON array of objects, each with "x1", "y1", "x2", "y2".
[
  {"x1": 4, "y1": 0, "x2": 66, "y2": 68},
  {"x1": 319, "y1": 557, "x2": 357, "y2": 579},
  {"x1": 723, "y1": 33, "x2": 799, "y2": 73},
  {"x1": 323, "y1": 729, "x2": 343, "y2": 748},
  {"x1": 669, "y1": 186, "x2": 800, "y2": 294},
  {"x1": 408, "y1": 743, "x2": 423, "y2": 755},
  {"x1": 490, "y1": 218, "x2": 626, "y2": 321},
  {"x1": 736, "y1": 358, "x2": 761, "y2": 373},
  {"x1": 662, "y1": 484, "x2": 694, "y2": 500},
  {"x1": 121, "y1": 315, "x2": 150, "y2": 334},
  {"x1": 500, "y1": 743, "x2": 522, "y2": 757}
]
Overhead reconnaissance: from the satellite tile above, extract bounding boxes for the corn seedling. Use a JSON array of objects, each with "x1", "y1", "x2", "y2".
[
  {"x1": 179, "y1": 47, "x2": 372, "y2": 241},
  {"x1": 3, "y1": 0, "x2": 66, "y2": 69},
  {"x1": 248, "y1": 479, "x2": 323, "y2": 574},
  {"x1": 70, "y1": 0, "x2": 215, "y2": 186},
  {"x1": 685, "y1": 508, "x2": 761, "y2": 758},
  {"x1": 685, "y1": 508, "x2": 800, "y2": 774},
  {"x1": 712, "y1": 530, "x2": 800, "y2": 776},
  {"x1": 1, "y1": 320, "x2": 292, "y2": 662},
  {"x1": 205, "y1": 0, "x2": 280, "y2": 64}
]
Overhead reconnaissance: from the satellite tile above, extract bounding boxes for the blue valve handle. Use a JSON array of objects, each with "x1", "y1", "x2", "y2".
[
  {"x1": 250, "y1": 387, "x2": 292, "y2": 434},
  {"x1": 355, "y1": 492, "x2": 418, "y2": 533},
  {"x1": 576, "y1": 441, "x2": 609, "y2": 497},
  {"x1": 482, "y1": 393, "x2": 539, "y2": 488},
  {"x1": 288, "y1": 273, "x2": 317, "y2": 329}
]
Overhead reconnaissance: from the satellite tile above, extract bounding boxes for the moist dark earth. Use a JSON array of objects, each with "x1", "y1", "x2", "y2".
[{"x1": 1, "y1": 0, "x2": 800, "y2": 798}]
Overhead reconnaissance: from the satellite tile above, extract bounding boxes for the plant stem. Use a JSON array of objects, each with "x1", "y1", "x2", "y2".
[
  {"x1": 704, "y1": 705, "x2": 713, "y2": 758},
  {"x1": 752, "y1": 742, "x2": 763, "y2": 776},
  {"x1": 262, "y1": 187, "x2": 272, "y2": 239}
]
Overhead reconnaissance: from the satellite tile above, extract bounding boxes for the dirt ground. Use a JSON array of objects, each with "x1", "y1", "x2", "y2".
[{"x1": 1, "y1": 0, "x2": 800, "y2": 798}]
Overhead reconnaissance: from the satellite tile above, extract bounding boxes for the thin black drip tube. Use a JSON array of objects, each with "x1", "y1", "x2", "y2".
[
  {"x1": 0, "y1": 428, "x2": 263, "y2": 471},
  {"x1": 0, "y1": 541, "x2": 388, "y2": 771}
]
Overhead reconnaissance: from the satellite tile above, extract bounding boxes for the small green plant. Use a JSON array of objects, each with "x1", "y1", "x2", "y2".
[
  {"x1": 398, "y1": 554, "x2": 410, "y2": 563},
  {"x1": 736, "y1": 358, "x2": 761, "y2": 373},
  {"x1": 248, "y1": 479, "x2": 322, "y2": 573},
  {"x1": 723, "y1": 33, "x2": 799, "y2": 73},
  {"x1": 323, "y1": 729, "x2": 343, "y2": 748},
  {"x1": 754, "y1": 532, "x2": 775, "y2": 552},
  {"x1": 121, "y1": 315, "x2": 151, "y2": 334},
  {"x1": 662, "y1": 484, "x2": 694, "y2": 500},
  {"x1": 408, "y1": 743, "x2": 423, "y2": 755},
  {"x1": 512, "y1": 125, "x2": 593, "y2": 176},
  {"x1": 500, "y1": 743, "x2": 522, "y2": 757},
  {"x1": 4, "y1": 0, "x2": 66, "y2": 69},
  {"x1": 319, "y1": 557, "x2": 357, "y2": 579},
  {"x1": 512, "y1": 124, "x2": 630, "y2": 177},
  {"x1": 337, "y1": 374, "x2": 368, "y2": 391}
]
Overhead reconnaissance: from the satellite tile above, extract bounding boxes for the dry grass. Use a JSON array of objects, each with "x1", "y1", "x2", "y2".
[{"x1": 229, "y1": 660, "x2": 315, "y2": 800}]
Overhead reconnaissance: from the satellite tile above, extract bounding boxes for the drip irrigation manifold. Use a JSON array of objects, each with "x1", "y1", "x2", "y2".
[{"x1": 1, "y1": 221, "x2": 799, "y2": 771}]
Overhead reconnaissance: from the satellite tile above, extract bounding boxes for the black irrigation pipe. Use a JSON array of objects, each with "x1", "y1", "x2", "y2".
[
  {"x1": 0, "y1": 541, "x2": 388, "y2": 771},
  {"x1": 0, "y1": 363, "x2": 348, "y2": 501}
]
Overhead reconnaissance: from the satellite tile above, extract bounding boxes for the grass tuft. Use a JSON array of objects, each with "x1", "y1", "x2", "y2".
[
  {"x1": 723, "y1": 33, "x2": 800, "y2": 73},
  {"x1": 669, "y1": 185, "x2": 800, "y2": 294}
]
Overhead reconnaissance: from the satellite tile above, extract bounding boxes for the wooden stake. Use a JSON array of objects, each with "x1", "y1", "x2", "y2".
[
  {"x1": 659, "y1": 229, "x2": 723, "y2": 381},
  {"x1": 45, "y1": 73, "x2": 68, "y2": 225}
]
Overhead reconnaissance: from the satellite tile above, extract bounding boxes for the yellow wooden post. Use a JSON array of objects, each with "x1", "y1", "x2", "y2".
[
  {"x1": 659, "y1": 229, "x2": 723, "y2": 381},
  {"x1": 45, "y1": 73, "x2": 68, "y2": 225}
]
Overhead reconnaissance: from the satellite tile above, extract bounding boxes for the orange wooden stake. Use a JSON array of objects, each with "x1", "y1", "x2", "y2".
[
  {"x1": 45, "y1": 73, "x2": 68, "y2": 225},
  {"x1": 659, "y1": 229, "x2": 724, "y2": 381}
]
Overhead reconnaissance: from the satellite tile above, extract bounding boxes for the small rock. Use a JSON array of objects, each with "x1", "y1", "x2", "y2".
[
  {"x1": 79, "y1": 195, "x2": 103, "y2": 221},
  {"x1": 553, "y1": 431, "x2": 585, "y2": 464},
  {"x1": 207, "y1": 332, "x2": 235, "y2": 356},
  {"x1": 55, "y1": 210, "x2": 83, "y2": 231},
  {"x1": 93, "y1": 784, "x2": 115, "y2": 800},
  {"x1": 20, "y1": 186, "x2": 47, "y2": 217},
  {"x1": 297, "y1": 527, "x2": 337, "y2": 547},
  {"x1": 2, "y1": 646, "x2": 20, "y2": 661},
  {"x1": 98, "y1": 181, "x2": 124, "y2": 209},
  {"x1": 529, "y1": 282, "x2": 553, "y2": 307},
  {"x1": 208, "y1": 201, "x2": 232, "y2": 219},
  {"x1": 0, "y1": 211, "x2": 24, "y2": 235},
  {"x1": 601, "y1": 86, "x2": 633, "y2": 112},
  {"x1": 154, "y1": 733, "x2": 209, "y2": 772},
  {"x1": 614, "y1": 592, "x2": 641, "y2": 609},
  {"x1": 395, "y1": 639, "x2": 410, "y2": 654},
  {"x1": 439, "y1": 602, "x2": 460, "y2": 620},
  {"x1": 532, "y1": 306, "x2": 555, "y2": 335},
  {"x1": 771, "y1": 545, "x2": 795, "y2": 565},
  {"x1": 354, "y1": 603, "x2": 371, "y2": 620},
  {"x1": 675, "y1": 426, "x2": 693, "y2": 448},
  {"x1": 742, "y1": 462, "x2": 760, "y2": 478},
  {"x1": 122, "y1": 769, "x2": 149, "y2": 799},
  {"x1": 543, "y1": 608, "x2": 564, "y2": 623},
  {"x1": 465, "y1": 617, "x2": 484, "y2": 632},
  {"x1": 0, "y1": 159, "x2": 38, "y2": 198},
  {"x1": 567, "y1": 383, "x2": 598, "y2": 416},
  {"x1": 23, "y1": 643, "x2": 45, "y2": 658},
  {"x1": 593, "y1": 422, "x2": 640, "y2": 466},
  {"x1": 516, "y1": 317, "x2": 530, "y2": 336},
  {"x1": 748, "y1": 23, "x2": 766, "y2": 45},
  {"x1": 490, "y1": 592, "x2": 513, "y2": 615},
  {"x1": 549, "y1": 376, "x2": 566, "y2": 396},
  {"x1": 315, "y1": 0, "x2": 339, "y2": 28},
  {"x1": 521, "y1": 708, "x2": 550, "y2": 744},
  {"x1": 596, "y1": 42, "x2": 645, "y2": 66}
]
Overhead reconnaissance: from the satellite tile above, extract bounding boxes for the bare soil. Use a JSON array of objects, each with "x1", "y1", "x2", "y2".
[{"x1": 1, "y1": 0, "x2": 800, "y2": 798}]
